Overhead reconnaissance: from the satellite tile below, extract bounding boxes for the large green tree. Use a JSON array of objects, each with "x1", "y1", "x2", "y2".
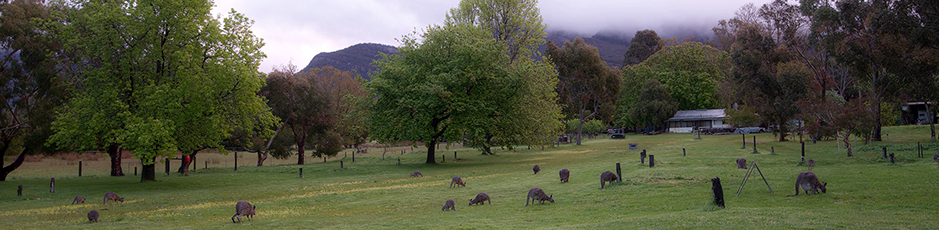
[
  {"x1": 47, "y1": 0, "x2": 274, "y2": 181},
  {"x1": 628, "y1": 79, "x2": 679, "y2": 130},
  {"x1": 615, "y1": 42, "x2": 729, "y2": 128},
  {"x1": 368, "y1": 23, "x2": 520, "y2": 163},
  {"x1": 622, "y1": 30, "x2": 662, "y2": 66},
  {"x1": 0, "y1": 0, "x2": 67, "y2": 181},
  {"x1": 547, "y1": 38, "x2": 621, "y2": 145},
  {"x1": 446, "y1": 0, "x2": 562, "y2": 154}
]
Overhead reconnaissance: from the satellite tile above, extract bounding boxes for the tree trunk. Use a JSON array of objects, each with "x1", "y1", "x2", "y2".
[
  {"x1": 177, "y1": 149, "x2": 199, "y2": 173},
  {"x1": 841, "y1": 131, "x2": 852, "y2": 157},
  {"x1": 141, "y1": 157, "x2": 156, "y2": 182},
  {"x1": 293, "y1": 129, "x2": 306, "y2": 165},
  {"x1": 777, "y1": 119, "x2": 787, "y2": 142},
  {"x1": 577, "y1": 106, "x2": 584, "y2": 145},
  {"x1": 0, "y1": 147, "x2": 28, "y2": 181},
  {"x1": 107, "y1": 143, "x2": 124, "y2": 176},
  {"x1": 425, "y1": 139, "x2": 437, "y2": 164},
  {"x1": 871, "y1": 87, "x2": 882, "y2": 141},
  {"x1": 257, "y1": 151, "x2": 268, "y2": 166},
  {"x1": 297, "y1": 141, "x2": 305, "y2": 165},
  {"x1": 482, "y1": 133, "x2": 494, "y2": 155},
  {"x1": 927, "y1": 102, "x2": 935, "y2": 140}
]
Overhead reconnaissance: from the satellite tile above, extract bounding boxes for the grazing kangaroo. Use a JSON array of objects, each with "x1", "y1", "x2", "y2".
[
  {"x1": 559, "y1": 169, "x2": 570, "y2": 183},
  {"x1": 532, "y1": 165, "x2": 541, "y2": 174},
  {"x1": 525, "y1": 187, "x2": 554, "y2": 206},
  {"x1": 600, "y1": 171, "x2": 618, "y2": 189},
  {"x1": 87, "y1": 210, "x2": 99, "y2": 223},
  {"x1": 807, "y1": 159, "x2": 815, "y2": 171},
  {"x1": 72, "y1": 196, "x2": 85, "y2": 204},
  {"x1": 441, "y1": 199, "x2": 456, "y2": 211},
  {"x1": 103, "y1": 192, "x2": 123, "y2": 205},
  {"x1": 231, "y1": 201, "x2": 256, "y2": 223},
  {"x1": 787, "y1": 171, "x2": 827, "y2": 197},
  {"x1": 449, "y1": 176, "x2": 465, "y2": 188},
  {"x1": 736, "y1": 158, "x2": 747, "y2": 169},
  {"x1": 468, "y1": 193, "x2": 490, "y2": 205},
  {"x1": 410, "y1": 171, "x2": 423, "y2": 177}
]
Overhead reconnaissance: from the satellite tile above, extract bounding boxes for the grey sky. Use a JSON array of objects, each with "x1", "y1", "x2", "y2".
[{"x1": 211, "y1": 0, "x2": 773, "y2": 73}]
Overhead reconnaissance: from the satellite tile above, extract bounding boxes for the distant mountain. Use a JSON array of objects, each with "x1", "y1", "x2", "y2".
[
  {"x1": 301, "y1": 43, "x2": 397, "y2": 81},
  {"x1": 543, "y1": 31, "x2": 630, "y2": 69}
]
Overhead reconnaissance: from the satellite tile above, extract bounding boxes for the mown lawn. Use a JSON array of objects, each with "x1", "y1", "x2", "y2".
[{"x1": 2, "y1": 125, "x2": 938, "y2": 229}]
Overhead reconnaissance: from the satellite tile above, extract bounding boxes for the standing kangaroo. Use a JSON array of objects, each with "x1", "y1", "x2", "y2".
[
  {"x1": 441, "y1": 199, "x2": 456, "y2": 211},
  {"x1": 525, "y1": 187, "x2": 554, "y2": 206},
  {"x1": 468, "y1": 193, "x2": 490, "y2": 205},
  {"x1": 231, "y1": 201, "x2": 256, "y2": 223},
  {"x1": 532, "y1": 165, "x2": 541, "y2": 174},
  {"x1": 103, "y1": 192, "x2": 123, "y2": 205},
  {"x1": 600, "y1": 171, "x2": 618, "y2": 189},
  {"x1": 72, "y1": 196, "x2": 85, "y2": 204},
  {"x1": 559, "y1": 169, "x2": 570, "y2": 183},
  {"x1": 736, "y1": 158, "x2": 747, "y2": 169},
  {"x1": 787, "y1": 171, "x2": 827, "y2": 197},
  {"x1": 449, "y1": 176, "x2": 465, "y2": 188}
]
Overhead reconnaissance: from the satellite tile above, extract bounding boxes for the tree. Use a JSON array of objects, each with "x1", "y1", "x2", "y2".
[
  {"x1": 628, "y1": 79, "x2": 679, "y2": 130},
  {"x1": 0, "y1": 0, "x2": 67, "y2": 181},
  {"x1": 368, "y1": 23, "x2": 519, "y2": 163},
  {"x1": 622, "y1": 30, "x2": 662, "y2": 66},
  {"x1": 446, "y1": 0, "x2": 562, "y2": 154},
  {"x1": 729, "y1": 25, "x2": 808, "y2": 142},
  {"x1": 306, "y1": 66, "x2": 369, "y2": 149},
  {"x1": 615, "y1": 42, "x2": 729, "y2": 128},
  {"x1": 262, "y1": 65, "x2": 334, "y2": 165},
  {"x1": 47, "y1": 0, "x2": 273, "y2": 181},
  {"x1": 547, "y1": 38, "x2": 621, "y2": 145}
]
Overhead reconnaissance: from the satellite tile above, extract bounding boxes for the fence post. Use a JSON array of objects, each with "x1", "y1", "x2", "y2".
[
  {"x1": 49, "y1": 178, "x2": 54, "y2": 193},
  {"x1": 165, "y1": 158, "x2": 170, "y2": 175},
  {"x1": 752, "y1": 136, "x2": 757, "y2": 153},
  {"x1": 649, "y1": 155, "x2": 655, "y2": 168},
  {"x1": 882, "y1": 146, "x2": 887, "y2": 159},
  {"x1": 340, "y1": 160, "x2": 344, "y2": 169},
  {"x1": 889, "y1": 153, "x2": 895, "y2": 163},
  {"x1": 135, "y1": 167, "x2": 137, "y2": 176},
  {"x1": 18, "y1": 185, "x2": 23, "y2": 196},
  {"x1": 712, "y1": 177, "x2": 724, "y2": 208},
  {"x1": 299, "y1": 168, "x2": 304, "y2": 178},
  {"x1": 742, "y1": 134, "x2": 746, "y2": 149},
  {"x1": 801, "y1": 142, "x2": 805, "y2": 163},
  {"x1": 234, "y1": 152, "x2": 238, "y2": 171},
  {"x1": 79, "y1": 161, "x2": 82, "y2": 177},
  {"x1": 616, "y1": 163, "x2": 622, "y2": 182},
  {"x1": 640, "y1": 150, "x2": 646, "y2": 164},
  {"x1": 682, "y1": 148, "x2": 686, "y2": 157}
]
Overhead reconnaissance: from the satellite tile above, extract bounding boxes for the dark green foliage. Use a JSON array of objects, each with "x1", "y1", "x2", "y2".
[
  {"x1": 628, "y1": 79, "x2": 678, "y2": 130},
  {"x1": 623, "y1": 30, "x2": 662, "y2": 66},
  {"x1": 547, "y1": 37, "x2": 622, "y2": 145}
]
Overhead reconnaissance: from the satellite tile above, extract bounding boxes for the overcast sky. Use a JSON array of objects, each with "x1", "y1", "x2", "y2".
[{"x1": 211, "y1": 0, "x2": 774, "y2": 73}]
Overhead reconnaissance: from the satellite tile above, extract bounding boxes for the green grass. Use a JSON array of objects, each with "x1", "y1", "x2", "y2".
[{"x1": 2, "y1": 125, "x2": 939, "y2": 229}]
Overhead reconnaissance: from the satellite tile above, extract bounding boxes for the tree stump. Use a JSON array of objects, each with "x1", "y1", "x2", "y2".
[
  {"x1": 712, "y1": 177, "x2": 725, "y2": 208},
  {"x1": 649, "y1": 155, "x2": 655, "y2": 168}
]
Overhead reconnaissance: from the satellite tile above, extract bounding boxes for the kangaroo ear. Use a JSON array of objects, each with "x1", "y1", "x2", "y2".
[{"x1": 550, "y1": 195, "x2": 553, "y2": 198}]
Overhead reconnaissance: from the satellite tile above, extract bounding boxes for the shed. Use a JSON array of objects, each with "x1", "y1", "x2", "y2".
[{"x1": 667, "y1": 109, "x2": 730, "y2": 133}]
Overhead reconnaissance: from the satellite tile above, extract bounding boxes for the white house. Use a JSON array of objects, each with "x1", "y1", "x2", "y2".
[{"x1": 667, "y1": 109, "x2": 731, "y2": 133}]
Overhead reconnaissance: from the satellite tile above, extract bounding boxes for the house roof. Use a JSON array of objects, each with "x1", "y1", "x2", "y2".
[{"x1": 667, "y1": 109, "x2": 726, "y2": 122}]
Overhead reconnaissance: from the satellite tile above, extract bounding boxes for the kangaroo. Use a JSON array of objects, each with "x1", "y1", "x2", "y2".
[
  {"x1": 525, "y1": 187, "x2": 554, "y2": 206},
  {"x1": 600, "y1": 171, "x2": 618, "y2": 189},
  {"x1": 807, "y1": 159, "x2": 815, "y2": 171},
  {"x1": 933, "y1": 152, "x2": 938, "y2": 163},
  {"x1": 532, "y1": 165, "x2": 541, "y2": 174},
  {"x1": 231, "y1": 201, "x2": 256, "y2": 223},
  {"x1": 559, "y1": 168, "x2": 570, "y2": 183},
  {"x1": 72, "y1": 196, "x2": 85, "y2": 204},
  {"x1": 449, "y1": 176, "x2": 465, "y2": 188},
  {"x1": 410, "y1": 171, "x2": 423, "y2": 177},
  {"x1": 103, "y1": 192, "x2": 123, "y2": 205},
  {"x1": 468, "y1": 193, "x2": 490, "y2": 205},
  {"x1": 441, "y1": 199, "x2": 456, "y2": 211},
  {"x1": 87, "y1": 210, "x2": 99, "y2": 223},
  {"x1": 736, "y1": 158, "x2": 747, "y2": 169},
  {"x1": 787, "y1": 171, "x2": 827, "y2": 197}
]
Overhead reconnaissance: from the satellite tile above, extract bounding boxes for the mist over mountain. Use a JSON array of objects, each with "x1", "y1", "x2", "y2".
[{"x1": 302, "y1": 26, "x2": 715, "y2": 79}]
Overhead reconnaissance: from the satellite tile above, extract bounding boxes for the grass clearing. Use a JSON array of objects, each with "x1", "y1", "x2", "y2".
[{"x1": 2, "y1": 125, "x2": 939, "y2": 229}]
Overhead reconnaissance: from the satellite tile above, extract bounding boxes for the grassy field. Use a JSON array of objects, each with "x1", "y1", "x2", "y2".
[{"x1": 2, "y1": 125, "x2": 939, "y2": 229}]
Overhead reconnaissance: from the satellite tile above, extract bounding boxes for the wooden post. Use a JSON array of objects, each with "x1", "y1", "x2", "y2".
[
  {"x1": 135, "y1": 167, "x2": 137, "y2": 175},
  {"x1": 640, "y1": 150, "x2": 646, "y2": 164},
  {"x1": 752, "y1": 136, "x2": 757, "y2": 153},
  {"x1": 889, "y1": 153, "x2": 895, "y2": 163},
  {"x1": 49, "y1": 178, "x2": 54, "y2": 193},
  {"x1": 79, "y1": 161, "x2": 82, "y2": 177},
  {"x1": 17, "y1": 185, "x2": 22, "y2": 196},
  {"x1": 234, "y1": 152, "x2": 238, "y2": 171},
  {"x1": 771, "y1": 147, "x2": 774, "y2": 154},
  {"x1": 742, "y1": 134, "x2": 746, "y2": 149},
  {"x1": 682, "y1": 148, "x2": 686, "y2": 157},
  {"x1": 442, "y1": 155, "x2": 445, "y2": 162},
  {"x1": 712, "y1": 177, "x2": 724, "y2": 208},
  {"x1": 649, "y1": 155, "x2": 655, "y2": 168},
  {"x1": 397, "y1": 157, "x2": 401, "y2": 165},
  {"x1": 165, "y1": 158, "x2": 170, "y2": 175},
  {"x1": 882, "y1": 146, "x2": 887, "y2": 159},
  {"x1": 299, "y1": 168, "x2": 303, "y2": 178},
  {"x1": 340, "y1": 160, "x2": 344, "y2": 169},
  {"x1": 192, "y1": 156, "x2": 196, "y2": 171},
  {"x1": 801, "y1": 142, "x2": 805, "y2": 162},
  {"x1": 454, "y1": 151, "x2": 457, "y2": 160},
  {"x1": 615, "y1": 163, "x2": 622, "y2": 182},
  {"x1": 205, "y1": 161, "x2": 207, "y2": 169},
  {"x1": 352, "y1": 152, "x2": 355, "y2": 162}
]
